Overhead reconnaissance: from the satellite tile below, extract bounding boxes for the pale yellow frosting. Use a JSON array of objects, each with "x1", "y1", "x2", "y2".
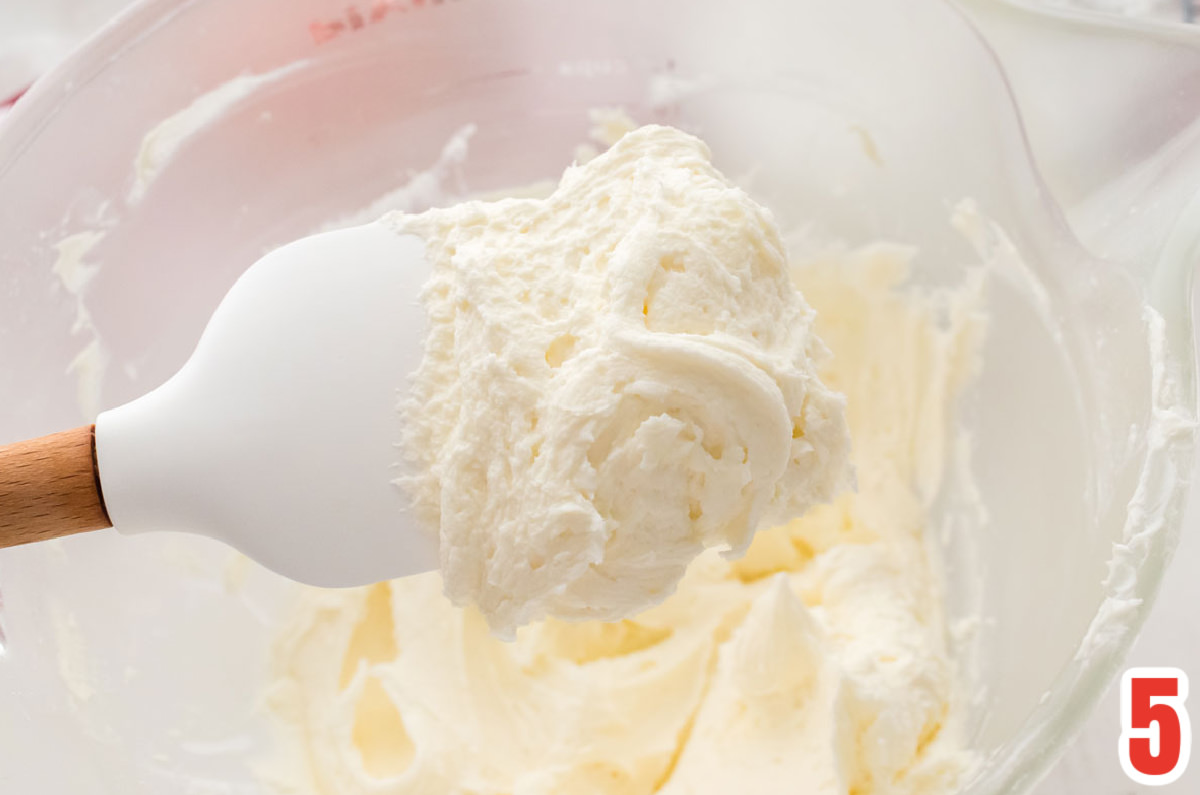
[
  {"x1": 390, "y1": 126, "x2": 852, "y2": 636},
  {"x1": 262, "y1": 243, "x2": 982, "y2": 795}
]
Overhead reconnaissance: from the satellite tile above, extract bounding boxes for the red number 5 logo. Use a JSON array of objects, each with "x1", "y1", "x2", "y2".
[{"x1": 1119, "y1": 667, "x2": 1191, "y2": 786}]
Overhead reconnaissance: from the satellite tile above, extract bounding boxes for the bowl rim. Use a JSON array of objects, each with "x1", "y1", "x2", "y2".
[{"x1": 0, "y1": 0, "x2": 199, "y2": 183}]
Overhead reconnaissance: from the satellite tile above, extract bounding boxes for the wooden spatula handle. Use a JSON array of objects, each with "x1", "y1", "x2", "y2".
[{"x1": 0, "y1": 425, "x2": 112, "y2": 548}]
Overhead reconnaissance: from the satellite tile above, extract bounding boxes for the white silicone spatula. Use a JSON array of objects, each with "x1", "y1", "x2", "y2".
[{"x1": 0, "y1": 221, "x2": 440, "y2": 587}]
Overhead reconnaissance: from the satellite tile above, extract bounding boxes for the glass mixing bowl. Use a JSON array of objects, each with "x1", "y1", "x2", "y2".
[{"x1": 0, "y1": 0, "x2": 1196, "y2": 792}]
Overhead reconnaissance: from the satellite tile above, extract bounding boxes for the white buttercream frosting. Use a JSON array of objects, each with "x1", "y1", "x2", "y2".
[
  {"x1": 389, "y1": 125, "x2": 853, "y2": 635},
  {"x1": 263, "y1": 238, "x2": 982, "y2": 795}
]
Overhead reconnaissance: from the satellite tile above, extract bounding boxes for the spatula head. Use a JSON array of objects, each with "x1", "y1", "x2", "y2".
[{"x1": 95, "y1": 222, "x2": 438, "y2": 587}]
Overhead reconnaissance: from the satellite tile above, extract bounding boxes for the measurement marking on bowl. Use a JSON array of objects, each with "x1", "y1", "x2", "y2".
[
  {"x1": 0, "y1": 85, "x2": 29, "y2": 110},
  {"x1": 309, "y1": 0, "x2": 464, "y2": 45}
]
